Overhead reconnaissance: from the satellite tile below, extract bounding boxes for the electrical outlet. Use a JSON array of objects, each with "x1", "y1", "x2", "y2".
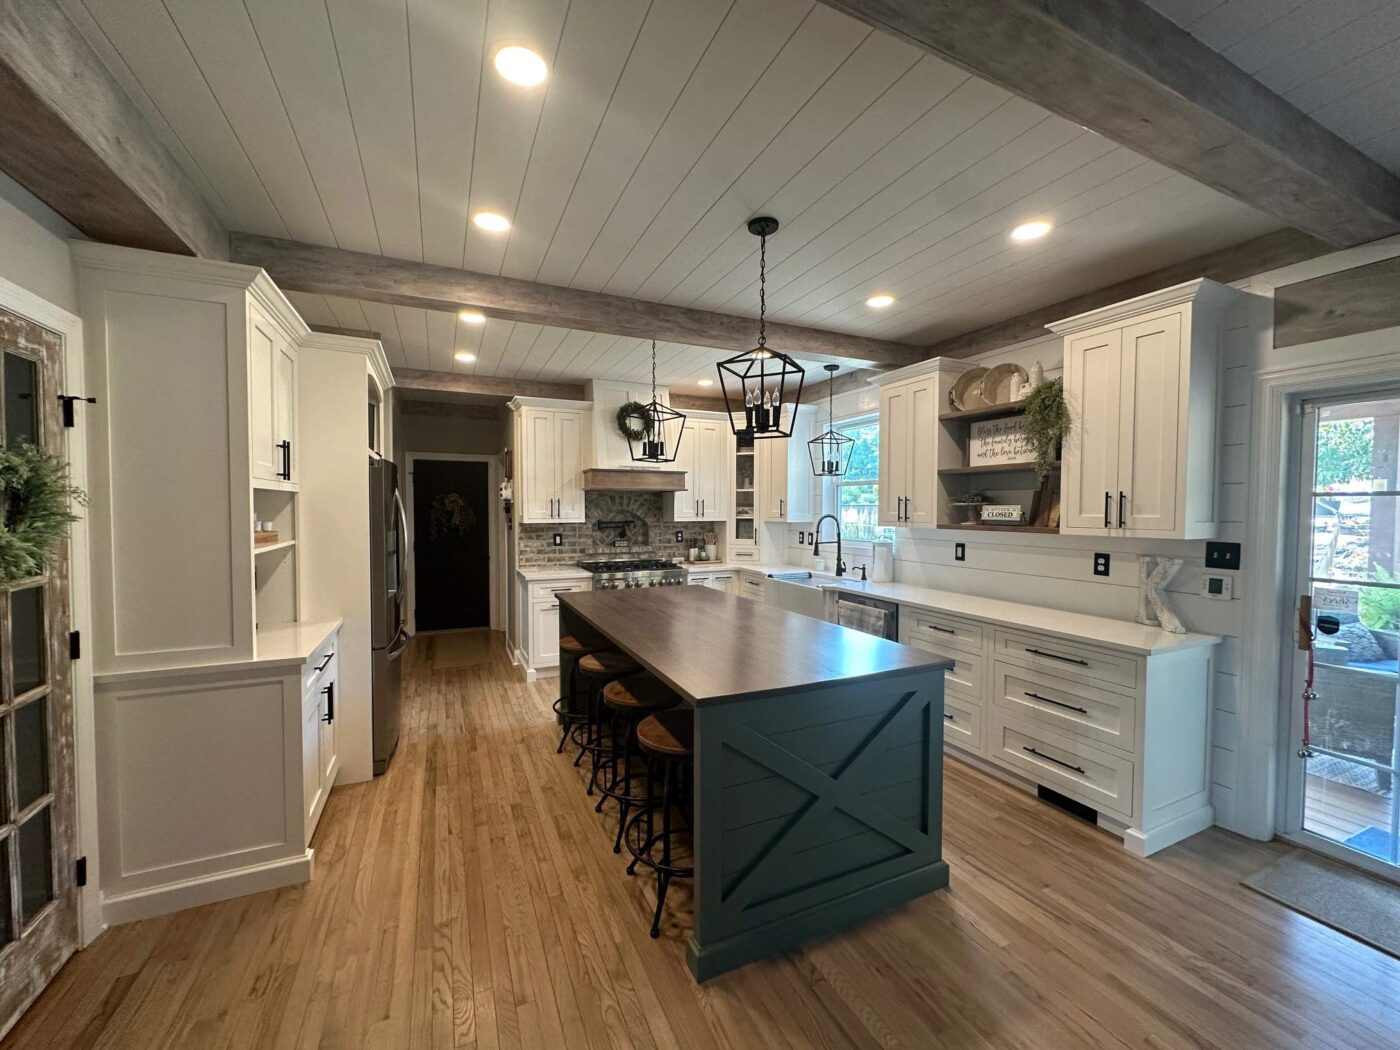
[
  {"x1": 954, "y1": 542, "x2": 966, "y2": 562},
  {"x1": 798, "y1": 530, "x2": 806, "y2": 544},
  {"x1": 552, "y1": 533, "x2": 563, "y2": 547},
  {"x1": 674, "y1": 530, "x2": 684, "y2": 543},
  {"x1": 1205, "y1": 541, "x2": 1241, "y2": 571},
  {"x1": 1093, "y1": 552, "x2": 1111, "y2": 576}
]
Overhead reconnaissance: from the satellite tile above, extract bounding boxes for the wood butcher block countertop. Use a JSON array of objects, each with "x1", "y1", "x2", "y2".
[{"x1": 560, "y1": 587, "x2": 949, "y2": 704}]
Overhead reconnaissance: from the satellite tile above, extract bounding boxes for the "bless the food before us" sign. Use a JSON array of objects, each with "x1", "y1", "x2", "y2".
[{"x1": 969, "y1": 416, "x2": 1036, "y2": 467}]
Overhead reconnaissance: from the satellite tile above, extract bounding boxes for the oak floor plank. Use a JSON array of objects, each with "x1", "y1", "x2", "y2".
[{"x1": 6, "y1": 632, "x2": 1400, "y2": 1050}]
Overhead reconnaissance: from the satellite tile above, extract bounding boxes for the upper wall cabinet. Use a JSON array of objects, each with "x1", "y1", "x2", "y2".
[
  {"x1": 873, "y1": 360, "x2": 967, "y2": 527},
  {"x1": 757, "y1": 406, "x2": 820, "y2": 523},
  {"x1": 1049, "y1": 279, "x2": 1236, "y2": 540},
  {"x1": 75, "y1": 243, "x2": 310, "y2": 673},
  {"x1": 669, "y1": 413, "x2": 731, "y2": 522},
  {"x1": 509, "y1": 398, "x2": 591, "y2": 523}
]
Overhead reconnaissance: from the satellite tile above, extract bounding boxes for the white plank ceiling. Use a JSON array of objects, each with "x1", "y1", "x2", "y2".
[
  {"x1": 63, "y1": 0, "x2": 1282, "y2": 392},
  {"x1": 1147, "y1": 0, "x2": 1400, "y2": 173}
]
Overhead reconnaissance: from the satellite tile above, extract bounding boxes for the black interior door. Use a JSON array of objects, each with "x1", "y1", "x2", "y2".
[{"x1": 412, "y1": 459, "x2": 490, "y2": 631}]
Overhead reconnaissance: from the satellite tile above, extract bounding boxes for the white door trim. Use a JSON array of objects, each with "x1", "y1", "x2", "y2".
[
  {"x1": 404, "y1": 452, "x2": 502, "y2": 635},
  {"x1": 0, "y1": 273, "x2": 99, "y2": 947}
]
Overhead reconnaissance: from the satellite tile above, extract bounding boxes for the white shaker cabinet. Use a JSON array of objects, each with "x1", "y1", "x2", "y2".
[
  {"x1": 873, "y1": 360, "x2": 967, "y2": 527},
  {"x1": 669, "y1": 414, "x2": 731, "y2": 522},
  {"x1": 250, "y1": 303, "x2": 299, "y2": 487},
  {"x1": 509, "y1": 399, "x2": 590, "y2": 524},
  {"x1": 757, "y1": 408, "x2": 819, "y2": 523},
  {"x1": 1051, "y1": 279, "x2": 1234, "y2": 540}
]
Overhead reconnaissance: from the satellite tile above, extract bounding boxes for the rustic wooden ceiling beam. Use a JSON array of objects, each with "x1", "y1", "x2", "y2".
[
  {"x1": 818, "y1": 0, "x2": 1400, "y2": 247},
  {"x1": 0, "y1": 0, "x2": 227, "y2": 258},
  {"x1": 393, "y1": 368, "x2": 586, "y2": 402},
  {"x1": 230, "y1": 234, "x2": 924, "y2": 368}
]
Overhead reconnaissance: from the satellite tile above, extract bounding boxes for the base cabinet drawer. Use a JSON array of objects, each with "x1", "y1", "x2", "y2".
[
  {"x1": 989, "y1": 713, "x2": 1135, "y2": 819},
  {"x1": 993, "y1": 628, "x2": 1140, "y2": 691},
  {"x1": 906, "y1": 635, "x2": 985, "y2": 699},
  {"x1": 942, "y1": 693, "x2": 984, "y2": 754},
  {"x1": 906, "y1": 609, "x2": 986, "y2": 654},
  {"x1": 528, "y1": 580, "x2": 589, "y2": 603},
  {"x1": 739, "y1": 574, "x2": 765, "y2": 601},
  {"x1": 992, "y1": 662, "x2": 1137, "y2": 754}
]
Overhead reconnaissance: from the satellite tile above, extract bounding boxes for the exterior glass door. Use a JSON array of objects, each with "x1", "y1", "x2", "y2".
[
  {"x1": 0, "y1": 307, "x2": 78, "y2": 1034},
  {"x1": 1288, "y1": 395, "x2": 1400, "y2": 875}
]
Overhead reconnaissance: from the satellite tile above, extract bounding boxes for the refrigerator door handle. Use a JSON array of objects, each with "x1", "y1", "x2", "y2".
[
  {"x1": 393, "y1": 486, "x2": 409, "y2": 593},
  {"x1": 388, "y1": 630, "x2": 411, "y2": 661}
]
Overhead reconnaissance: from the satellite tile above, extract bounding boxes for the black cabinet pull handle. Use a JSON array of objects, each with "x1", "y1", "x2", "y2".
[
  {"x1": 943, "y1": 712, "x2": 954, "y2": 721},
  {"x1": 321, "y1": 681, "x2": 335, "y2": 723},
  {"x1": 277, "y1": 440, "x2": 291, "y2": 480},
  {"x1": 929, "y1": 624, "x2": 955, "y2": 634},
  {"x1": 316, "y1": 652, "x2": 334, "y2": 672},
  {"x1": 1025, "y1": 647, "x2": 1089, "y2": 666},
  {"x1": 1025, "y1": 691, "x2": 1088, "y2": 714},
  {"x1": 1023, "y1": 746, "x2": 1084, "y2": 774},
  {"x1": 1103, "y1": 491, "x2": 1111, "y2": 528},
  {"x1": 1118, "y1": 491, "x2": 1126, "y2": 529}
]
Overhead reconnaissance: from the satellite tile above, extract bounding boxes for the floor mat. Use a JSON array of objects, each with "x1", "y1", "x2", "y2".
[{"x1": 1244, "y1": 849, "x2": 1400, "y2": 959}]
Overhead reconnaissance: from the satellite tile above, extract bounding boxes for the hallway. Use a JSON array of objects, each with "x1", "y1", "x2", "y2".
[{"x1": 5, "y1": 632, "x2": 1398, "y2": 1049}]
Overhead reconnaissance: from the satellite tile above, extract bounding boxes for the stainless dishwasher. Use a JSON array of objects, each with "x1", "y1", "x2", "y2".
[{"x1": 833, "y1": 592, "x2": 899, "y2": 640}]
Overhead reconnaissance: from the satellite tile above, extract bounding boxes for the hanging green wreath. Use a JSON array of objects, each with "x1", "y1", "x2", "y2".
[
  {"x1": 0, "y1": 441, "x2": 86, "y2": 582},
  {"x1": 616, "y1": 400, "x2": 650, "y2": 441}
]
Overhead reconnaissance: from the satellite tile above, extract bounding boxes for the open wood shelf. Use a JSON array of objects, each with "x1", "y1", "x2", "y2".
[
  {"x1": 939, "y1": 399, "x2": 1028, "y2": 422},
  {"x1": 936, "y1": 522, "x2": 1060, "y2": 534},
  {"x1": 939, "y1": 461, "x2": 1060, "y2": 476},
  {"x1": 254, "y1": 538, "x2": 297, "y2": 554}
]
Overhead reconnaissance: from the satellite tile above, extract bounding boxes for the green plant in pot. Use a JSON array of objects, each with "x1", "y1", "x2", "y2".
[
  {"x1": 948, "y1": 489, "x2": 992, "y2": 524},
  {"x1": 1022, "y1": 377, "x2": 1071, "y2": 479}
]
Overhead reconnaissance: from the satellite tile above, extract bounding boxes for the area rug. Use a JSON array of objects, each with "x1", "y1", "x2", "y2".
[
  {"x1": 432, "y1": 631, "x2": 493, "y2": 669},
  {"x1": 1244, "y1": 850, "x2": 1400, "y2": 958}
]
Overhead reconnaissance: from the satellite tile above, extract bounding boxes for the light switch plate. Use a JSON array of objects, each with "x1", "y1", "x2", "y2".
[
  {"x1": 1093, "y1": 553, "x2": 1111, "y2": 576},
  {"x1": 1201, "y1": 574, "x2": 1233, "y2": 600},
  {"x1": 954, "y1": 542, "x2": 965, "y2": 562},
  {"x1": 552, "y1": 533, "x2": 563, "y2": 547}
]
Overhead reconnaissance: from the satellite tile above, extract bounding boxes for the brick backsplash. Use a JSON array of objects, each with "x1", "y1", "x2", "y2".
[{"x1": 516, "y1": 492, "x2": 718, "y2": 567}]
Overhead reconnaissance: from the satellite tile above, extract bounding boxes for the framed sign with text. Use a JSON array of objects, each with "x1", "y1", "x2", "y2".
[{"x1": 969, "y1": 416, "x2": 1036, "y2": 467}]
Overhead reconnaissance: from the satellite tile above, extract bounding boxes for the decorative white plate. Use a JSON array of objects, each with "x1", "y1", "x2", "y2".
[
  {"x1": 982, "y1": 362, "x2": 1029, "y2": 406},
  {"x1": 949, "y1": 367, "x2": 989, "y2": 410}
]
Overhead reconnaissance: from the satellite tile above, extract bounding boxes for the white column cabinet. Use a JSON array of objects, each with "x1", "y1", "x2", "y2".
[
  {"x1": 510, "y1": 400, "x2": 590, "y2": 524},
  {"x1": 1051, "y1": 279, "x2": 1233, "y2": 540},
  {"x1": 873, "y1": 360, "x2": 967, "y2": 527}
]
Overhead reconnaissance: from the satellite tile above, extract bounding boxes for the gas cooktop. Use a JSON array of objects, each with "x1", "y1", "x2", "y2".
[{"x1": 577, "y1": 558, "x2": 677, "y2": 572}]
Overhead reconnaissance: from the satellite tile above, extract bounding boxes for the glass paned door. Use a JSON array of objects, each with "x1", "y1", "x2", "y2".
[
  {"x1": 0, "y1": 307, "x2": 78, "y2": 1035},
  {"x1": 1288, "y1": 396, "x2": 1400, "y2": 874}
]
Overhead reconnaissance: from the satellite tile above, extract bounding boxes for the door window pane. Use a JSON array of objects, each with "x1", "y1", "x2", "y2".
[
  {"x1": 10, "y1": 585, "x2": 43, "y2": 695},
  {"x1": 0, "y1": 839, "x2": 11, "y2": 947},
  {"x1": 3, "y1": 353, "x2": 37, "y2": 447},
  {"x1": 13, "y1": 699, "x2": 47, "y2": 812},
  {"x1": 18, "y1": 810, "x2": 53, "y2": 926}
]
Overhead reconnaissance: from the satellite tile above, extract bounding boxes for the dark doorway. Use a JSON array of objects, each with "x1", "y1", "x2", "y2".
[{"x1": 411, "y1": 458, "x2": 491, "y2": 631}]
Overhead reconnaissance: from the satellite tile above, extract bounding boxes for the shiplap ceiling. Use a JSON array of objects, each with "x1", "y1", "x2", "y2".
[
  {"x1": 63, "y1": 0, "x2": 1282, "y2": 393},
  {"x1": 1147, "y1": 0, "x2": 1400, "y2": 173}
]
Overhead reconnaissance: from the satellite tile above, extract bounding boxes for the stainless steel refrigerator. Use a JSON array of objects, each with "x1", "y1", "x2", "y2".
[{"x1": 369, "y1": 457, "x2": 410, "y2": 774}]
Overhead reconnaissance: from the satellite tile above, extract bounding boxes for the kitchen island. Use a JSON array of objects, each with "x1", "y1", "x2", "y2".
[{"x1": 558, "y1": 586, "x2": 952, "y2": 980}]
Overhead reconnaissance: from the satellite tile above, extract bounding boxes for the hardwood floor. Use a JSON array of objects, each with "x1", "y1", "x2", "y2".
[{"x1": 6, "y1": 632, "x2": 1400, "y2": 1049}]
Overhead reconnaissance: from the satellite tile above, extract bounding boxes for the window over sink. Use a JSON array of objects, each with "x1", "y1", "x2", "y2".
[{"x1": 833, "y1": 415, "x2": 892, "y2": 544}]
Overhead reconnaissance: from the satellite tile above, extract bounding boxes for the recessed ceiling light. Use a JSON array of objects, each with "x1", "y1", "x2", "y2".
[
  {"x1": 494, "y1": 45, "x2": 548, "y2": 87},
  {"x1": 472, "y1": 211, "x2": 511, "y2": 233},
  {"x1": 1011, "y1": 220, "x2": 1052, "y2": 242},
  {"x1": 459, "y1": 310, "x2": 485, "y2": 324},
  {"x1": 454, "y1": 351, "x2": 477, "y2": 363},
  {"x1": 697, "y1": 378, "x2": 714, "y2": 387},
  {"x1": 865, "y1": 293, "x2": 895, "y2": 309}
]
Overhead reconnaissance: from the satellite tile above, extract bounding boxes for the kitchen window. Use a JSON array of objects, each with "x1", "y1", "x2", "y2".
[{"x1": 832, "y1": 415, "x2": 892, "y2": 544}]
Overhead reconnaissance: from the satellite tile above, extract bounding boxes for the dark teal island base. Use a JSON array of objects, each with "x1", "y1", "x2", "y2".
[{"x1": 558, "y1": 587, "x2": 950, "y2": 981}]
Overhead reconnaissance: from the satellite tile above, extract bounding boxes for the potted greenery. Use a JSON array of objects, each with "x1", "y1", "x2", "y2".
[
  {"x1": 947, "y1": 490, "x2": 992, "y2": 524},
  {"x1": 1023, "y1": 377, "x2": 1071, "y2": 479}
]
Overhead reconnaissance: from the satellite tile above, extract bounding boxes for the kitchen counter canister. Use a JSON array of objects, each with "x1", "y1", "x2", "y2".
[{"x1": 559, "y1": 587, "x2": 951, "y2": 980}]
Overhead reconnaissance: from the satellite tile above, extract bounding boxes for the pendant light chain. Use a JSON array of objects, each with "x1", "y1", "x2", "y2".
[
  {"x1": 757, "y1": 231, "x2": 767, "y2": 349},
  {"x1": 651, "y1": 338, "x2": 658, "y2": 403}
]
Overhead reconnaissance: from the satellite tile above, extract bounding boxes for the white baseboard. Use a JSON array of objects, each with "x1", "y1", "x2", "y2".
[
  {"x1": 1124, "y1": 805, "x2": 1215, "y2": 857},
  {"x1": 102, "y1": 850, "x2": 314, "y2": 926}
]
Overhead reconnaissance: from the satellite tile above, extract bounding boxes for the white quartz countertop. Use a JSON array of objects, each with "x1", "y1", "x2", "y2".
[
  {"x1": 823, "y1": 579, "x2": 1217, "y2": 655},
  {"x1": 517, "y1": 566, "x2": 594, "y2": 581},
  {"x1": 93, "y1": 618, "x2": 343, "y2": 685}
]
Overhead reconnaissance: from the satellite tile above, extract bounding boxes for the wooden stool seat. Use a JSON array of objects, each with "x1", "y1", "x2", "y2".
[
  {"x1": 637, "y1": 710, "x2": 693, "y2": 757},
  {"x1": 579, "y1": 650, "x2": 639, "y2": 677},
  {"x1": 602, "y1": 676, "x2": 677, "y2": 712},
  {"x1": 560, "y1": 634, "x2": 606, "y2": 655}
]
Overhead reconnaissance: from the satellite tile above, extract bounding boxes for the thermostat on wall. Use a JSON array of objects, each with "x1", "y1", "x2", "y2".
[{"x1": 1201, "y1": 574, "x2": 1233, "y2": 601}]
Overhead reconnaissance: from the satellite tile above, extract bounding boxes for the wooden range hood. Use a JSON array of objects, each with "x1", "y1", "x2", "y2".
[{"x1": 581, "y1": 468, "x2": 687, "y2": 492}]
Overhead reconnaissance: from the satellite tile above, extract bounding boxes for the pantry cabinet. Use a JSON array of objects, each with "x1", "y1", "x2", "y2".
[
  {"x1": 1051, "y1": 279, "x2": 1234, "y2": 539},
  {"x1": 509, "y1": 399, "x2": 590, "y2": 524},
  {"x1": 669, "y1": 414, "x2": 730, "y2": 522},
  {"x1": 872, "y1": 360, "x2": 967, "y2": 527}
]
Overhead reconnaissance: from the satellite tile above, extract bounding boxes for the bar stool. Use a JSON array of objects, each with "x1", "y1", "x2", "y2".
[
  {"x1": 625, "y1": 709, "x2": 694, "y2": 938},
  {"x1": 574, "y1": 650, "x2": 640, "y2": 791},
  {"x1": 595, "y1": 675, "x2": 679, "y2": 853},
  {"x1": 553, "y1": 634, "x2": 606, "y2": 754}
]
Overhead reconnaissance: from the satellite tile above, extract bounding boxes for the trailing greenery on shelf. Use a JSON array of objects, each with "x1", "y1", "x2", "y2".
[
  {"x1": 0, "y1": 441, "x2": 86, "y2": 582},
  {"x1": 947, "y1": 490, "x2": 993, "y2": 506},
  {"x1": 617, "y1": 401, "x2": 649, "y2": 441},
  {"x1": 1023, "y1": 377, "x2": 1071, "y2": 479}
]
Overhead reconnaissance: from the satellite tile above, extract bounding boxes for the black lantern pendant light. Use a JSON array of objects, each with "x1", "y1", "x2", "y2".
[
  {"x1": 808, "y1": 364, "x2": 854, "y2": 477},
  {"x1": 717, "y1": 217, "x2": 804, "y2": 439},
  {"x1": 629, "y1": 338, "x2": 686, "y2": 463}
]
